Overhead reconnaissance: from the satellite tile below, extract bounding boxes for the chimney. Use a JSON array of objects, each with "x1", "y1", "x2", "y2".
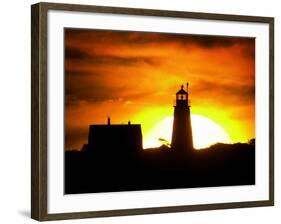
[{"x1": 107, "y1": 116, "x2": 111, "y2": 125}]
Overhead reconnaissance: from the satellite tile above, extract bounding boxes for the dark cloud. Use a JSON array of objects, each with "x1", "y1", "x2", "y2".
[
  {"x1": 65, "y1": 28, "x2": 254, "y2": 50},
  {"x1": 191, "y1": 36, "x2": 254, "y2": 49},
  {"x1": 192, "y1": 80, "x2": 255, "y2": 105},
  {"x1": 65, "y1": 46, "x2": 159, "y2": 66},
  {"x1": 65, "y1": 46, "x2": 93, "y2": 60},
  {"x1": 65, "y1": 70, "x2": 155, "y2": 106}
]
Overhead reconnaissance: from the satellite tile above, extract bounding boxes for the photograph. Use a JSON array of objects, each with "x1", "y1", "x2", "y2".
[{"x1": 64, "y1": 28, "x2": 256, "y2": 194}]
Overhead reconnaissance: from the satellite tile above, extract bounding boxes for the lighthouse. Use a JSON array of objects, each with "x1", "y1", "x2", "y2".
[{"x1": 171, "y1": 83, "x2": 194, "y2": 155}]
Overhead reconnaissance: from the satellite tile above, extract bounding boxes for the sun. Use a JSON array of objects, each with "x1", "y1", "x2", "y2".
[{"x1": 143, "y1": 114, "x2": 232, "y2": 149}]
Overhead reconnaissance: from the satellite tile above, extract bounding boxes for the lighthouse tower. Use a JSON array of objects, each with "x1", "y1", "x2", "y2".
[{"x1": 171, "y1": 83, "x2": 194, "y2": 155}]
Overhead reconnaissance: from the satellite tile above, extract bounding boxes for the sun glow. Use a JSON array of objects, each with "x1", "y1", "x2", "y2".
[{"x1": 143, "y1": 114, "x2": 232, "y2": 149}]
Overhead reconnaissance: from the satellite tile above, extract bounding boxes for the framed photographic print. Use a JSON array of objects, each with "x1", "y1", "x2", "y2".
[{"x1": 31, "y1": 2, "x2": 274, "y2": 221}]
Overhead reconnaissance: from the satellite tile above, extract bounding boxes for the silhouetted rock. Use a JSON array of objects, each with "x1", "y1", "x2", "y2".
[{"x1": 65, "y1": 142, "x2": 255, "y2": 194}]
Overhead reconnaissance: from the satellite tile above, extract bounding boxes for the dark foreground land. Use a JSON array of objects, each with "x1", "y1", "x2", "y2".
[{"x1": 65, "y1": 143, "x2": 255, "y2": 194}]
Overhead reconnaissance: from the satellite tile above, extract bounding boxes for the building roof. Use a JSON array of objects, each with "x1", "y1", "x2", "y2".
[
  {"x1": 90, "y1": 124, "x2": 141, "y2": 129},
  {"x1": 89, "y1": 124, "x2": 142, "y2": 139},
  {"x1": 176, "y1": 88, "x2": 187, "y2": 95}
]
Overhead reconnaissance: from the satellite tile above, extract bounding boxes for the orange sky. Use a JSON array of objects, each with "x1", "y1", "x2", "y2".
[{"x1": 64, "y1": 28, "x2": 255, "y2": 150}]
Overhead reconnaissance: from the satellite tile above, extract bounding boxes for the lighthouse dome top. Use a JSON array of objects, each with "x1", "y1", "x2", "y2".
[{"x1": 176, "y1": 85, "x2": 187, "y2": 95}]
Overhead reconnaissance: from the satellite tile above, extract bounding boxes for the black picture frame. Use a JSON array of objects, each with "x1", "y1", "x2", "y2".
[{"x1": 31, "y1": 2, "x2": 274, "y2": 221}]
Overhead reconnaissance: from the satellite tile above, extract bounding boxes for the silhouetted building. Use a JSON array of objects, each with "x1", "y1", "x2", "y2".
[
  {"x1": 171, "y1": 83, "x2": 194, "y2": 155},
  {"x1": 87, "y1": 118, "x2": 143, "y2": 158}
]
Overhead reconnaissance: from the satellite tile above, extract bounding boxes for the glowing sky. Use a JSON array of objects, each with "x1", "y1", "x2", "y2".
[{"x1": 64, "y1": 28, "x2": 255, "y2": 150}]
